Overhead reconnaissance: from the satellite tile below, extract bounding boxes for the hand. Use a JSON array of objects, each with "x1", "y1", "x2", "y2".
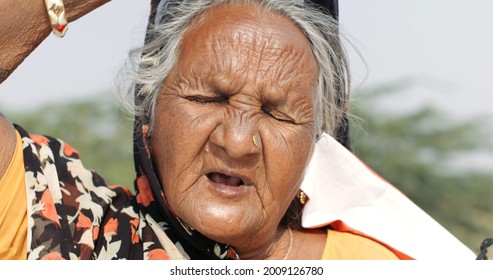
[
  {"x1": 0, "y1": 0, "x2": 111, "y2": 83},
  {"x1": 63, "y1": 0, "x2": 111, "y2": 22}
]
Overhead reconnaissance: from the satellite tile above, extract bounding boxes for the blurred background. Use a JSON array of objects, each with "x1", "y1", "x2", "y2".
[{"x1": 1, "y1": 0, "x2": 492, "y2": 256}]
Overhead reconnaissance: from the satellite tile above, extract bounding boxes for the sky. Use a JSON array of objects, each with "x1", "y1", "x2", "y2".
[
  {"x1": 1, "y1": 0, "x2": 492, "y2": 122},
  {"x1": 339, "y1": 0, "x2": 493, "y2": 121}
]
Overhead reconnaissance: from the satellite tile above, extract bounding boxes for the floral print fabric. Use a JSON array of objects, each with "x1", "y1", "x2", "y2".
[
  {"x1": 18, "y1": 124, "x2": 199, "y2": 260},
  {"x1": 18, "y1": 122, "x2": 237, "y2": 259}
]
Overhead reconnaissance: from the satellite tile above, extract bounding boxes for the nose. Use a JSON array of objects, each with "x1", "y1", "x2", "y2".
[{"x1": 209, "y1": 111, "x2": 261, "y2": 159}]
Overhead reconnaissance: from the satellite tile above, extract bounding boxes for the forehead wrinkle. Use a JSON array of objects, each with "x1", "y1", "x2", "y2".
[
  {"x1": 214, "y1": 24, "x2": 309, "y2": 78},
  {"x1": 178, "y1": 3, "x2": 319, "y2": 106},
  {"x1": 204, "y1": 25, "x2": 316, "y2": 102},
  {"x1": 254, "y1": 46, "x2": 317, "y2": 108},
  {"x1": 251, "y1": 36, "x2": 308, "y2": 85},
  {"x1": 207, "y1": 31, "x2": 251, "y2": 95}
]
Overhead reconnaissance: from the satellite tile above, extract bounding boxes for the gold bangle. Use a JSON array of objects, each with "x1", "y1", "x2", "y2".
[{"x1": 44, "y1": 0, "x2": 68, "y2": 37}]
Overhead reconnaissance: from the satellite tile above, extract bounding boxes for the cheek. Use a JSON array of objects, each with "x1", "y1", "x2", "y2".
[
  {"x1": 152, "y1": 101, "x2": 189, "y2": 170},
  {"x1": 260, "y1": 121, "x2": 315, "y2": 208},
  {"x1": 150, "y1": 97, "x2": 219, "y2": 196},
  {"x1": 152, "y1": 96, "x2": 219, "y2": 151}
]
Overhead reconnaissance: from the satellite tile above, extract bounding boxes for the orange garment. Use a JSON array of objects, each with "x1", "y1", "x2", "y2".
[
  {"x1": 0, "y1": 131, "x2": 27, "y2": 260},
  {"x1": 322, "y1": 229, "x2": 399, "y2": 260}
]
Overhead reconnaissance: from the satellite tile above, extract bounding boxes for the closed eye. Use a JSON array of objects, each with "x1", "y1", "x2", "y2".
[
  {"x1": 262, "y1": 105, "x2": 295, "y2": 124},
  {"x1": 185, "y1": 95, "x2": 228, "y2": 104},
  {"x1": 270, "y1": 113, "x2": 295, "y2": 124}
]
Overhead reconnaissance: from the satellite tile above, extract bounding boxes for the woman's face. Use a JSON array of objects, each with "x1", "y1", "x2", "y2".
[{"x1": 151, "y1": 4, "x2": 318, "y2": 255}]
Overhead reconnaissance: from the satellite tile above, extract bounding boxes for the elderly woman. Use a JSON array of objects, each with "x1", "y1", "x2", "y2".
[{"x1": 0, "y1": 0, "x2": 475, "y2": 260}]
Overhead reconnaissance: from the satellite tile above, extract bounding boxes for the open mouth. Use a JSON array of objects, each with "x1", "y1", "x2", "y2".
[{"x1": 207, "y1": 172, "x2": 245, "y2": 187}]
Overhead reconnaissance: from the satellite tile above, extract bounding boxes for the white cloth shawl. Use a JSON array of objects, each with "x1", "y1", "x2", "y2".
[{"x1": 300, "y1": 133, "x2": 476, "y2": 260}]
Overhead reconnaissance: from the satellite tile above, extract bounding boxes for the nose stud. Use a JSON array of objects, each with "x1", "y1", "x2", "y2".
[{"x1": 253, "y1": 134, "x2": 261, "y2": 147}]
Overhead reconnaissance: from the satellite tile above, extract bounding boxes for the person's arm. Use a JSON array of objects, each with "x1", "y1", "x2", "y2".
[
  {"x1": 0, "y1": 0, "x2": 111, "y2": 182},
  {"x1": 0, "y1": 0, "x2": 110, "y2": 84},
  {"x1": 0, "y1": 113, "x2": 15, "y2": 180}
]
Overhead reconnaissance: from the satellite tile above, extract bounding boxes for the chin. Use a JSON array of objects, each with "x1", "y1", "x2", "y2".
[{"x1": 186, "y1": 202, "x2": 269, "y2": 246}]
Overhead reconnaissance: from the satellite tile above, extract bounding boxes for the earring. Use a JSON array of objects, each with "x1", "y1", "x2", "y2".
[{"x1": 298, "y1": 190, "x2": 307, "y2": 205}]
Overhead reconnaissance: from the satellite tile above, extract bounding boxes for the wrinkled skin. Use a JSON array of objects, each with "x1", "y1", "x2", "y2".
[
  {"x1": 0, "y1": 0, "x2": 110, "y2": 83},
  {"x1": 151, "y1": 3, "x2": 320, "y2": 259},
  {"x1": 0, "y1": 114, "x2": 16, "y2": 180}
]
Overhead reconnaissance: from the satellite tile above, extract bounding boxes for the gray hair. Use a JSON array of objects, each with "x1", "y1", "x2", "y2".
[{"x1": 124, "y1": 0, "x2": 350, "y2": 137}]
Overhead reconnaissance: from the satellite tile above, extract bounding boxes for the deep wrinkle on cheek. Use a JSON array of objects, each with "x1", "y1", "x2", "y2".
[
  {"x1": 153, "y1": 110, "x2": 210, "y2": 207},
  {"x1": 259, "y1": 121, "x2": 308, "y2": 160},
  {"x1": 259, "y1": 119, "x2": 314, "y2": 176}
]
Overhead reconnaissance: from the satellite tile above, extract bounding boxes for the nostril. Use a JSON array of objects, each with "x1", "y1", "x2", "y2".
[{"x1": 207, "y1": 172, "x2": 243, "y2": 186}]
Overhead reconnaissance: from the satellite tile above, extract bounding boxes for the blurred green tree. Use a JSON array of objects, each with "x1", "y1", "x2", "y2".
[
  {"x1": 3, "y1": 95, "x2": 135, "y2": 188},
  {"x1": 349, "y1": 83, "x2": 493, "y2": 254}
]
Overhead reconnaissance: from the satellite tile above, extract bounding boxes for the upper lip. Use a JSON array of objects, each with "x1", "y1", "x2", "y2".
[{"x1": 204, "y1": 167, "x2": 254, "y2": 187}]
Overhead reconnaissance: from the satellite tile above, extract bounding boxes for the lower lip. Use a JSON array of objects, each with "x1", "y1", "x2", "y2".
[{"x1": 205, "y1": 176, "x2": 252, "y2": 198}]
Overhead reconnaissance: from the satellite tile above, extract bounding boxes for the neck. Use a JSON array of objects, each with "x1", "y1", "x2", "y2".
[
  {"x1": 235, "y1": 226, "x2": 292, "y2": 260},
  {"x1": 236, "y1": 227, "x2": 328, "y2": 260}
]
